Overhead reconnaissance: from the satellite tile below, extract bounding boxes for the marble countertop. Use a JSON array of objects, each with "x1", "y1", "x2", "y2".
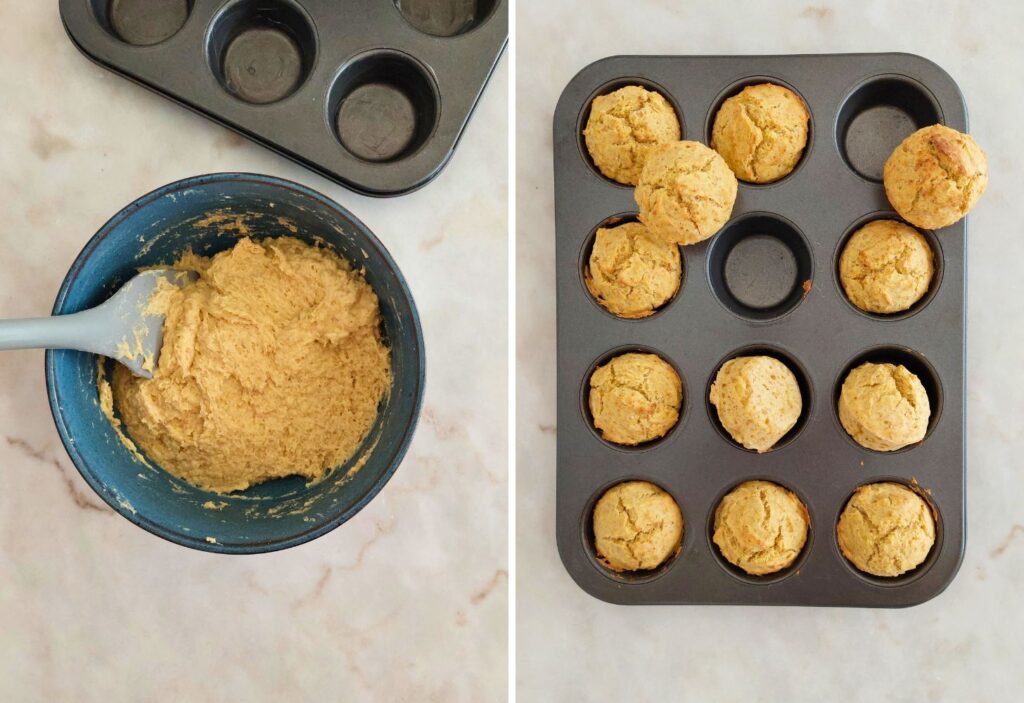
[
  {"x1": 0, "y1": 4, "x2": 506, "y2": 701},
  {"x1": 517, "y1": 1, "x2": 1023, "y2": 700}
]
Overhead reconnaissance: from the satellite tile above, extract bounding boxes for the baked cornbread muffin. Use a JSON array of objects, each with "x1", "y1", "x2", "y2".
[
  {"x1": 585, "y1": 221, "x2": 682, "y2": 318},
  {"x1": 839, "y1": 219, "x2": 935, "y2": 314},
  {"x1": 709, "y1": 356, "x2": 802, "y2": 452},
  {"x1": 838, "y1": 362, "x2": 930, "y2": 451},
  {"x1": 589, "y1": 352, "x2": 682, "y2": 445},
  {"x1": 837, "y1": 482, "x2": 936, "y2": 577},
  {"x1": 635, "y1": 141, "x2": 738, "y2": 246},
  {"x1": 583, "y1": 85, "x2": 682, "y2": 185},
  {"x1": 713, "y1": 480, "x2": 809, "y2": 575},
  {"x1": 710, "y1": 83, "x2": 810, "y2": 183},
  {"x1": 883, "y1": 124, "x2": 988, "y2": 229},
  {"x1": 593, "y1": 480, "x2": 683, "y2": 572}
]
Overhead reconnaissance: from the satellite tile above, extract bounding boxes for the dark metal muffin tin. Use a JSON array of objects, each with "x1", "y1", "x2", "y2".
[
  {"x1": 553, "y1": 53, "x2": 968, "y2": 607},
  {"x1": 60, "y1": 0, "x2": 507, "y2": 196}
]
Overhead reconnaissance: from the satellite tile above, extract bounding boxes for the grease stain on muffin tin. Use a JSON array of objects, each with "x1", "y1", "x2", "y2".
[{"x1": 554, "y1": 53, "x2": 967, "y2": 607}]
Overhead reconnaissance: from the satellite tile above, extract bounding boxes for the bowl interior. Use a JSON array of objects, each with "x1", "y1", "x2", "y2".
[{"x1": 46, "y1": 174, "x2": 424, "y2": 553}]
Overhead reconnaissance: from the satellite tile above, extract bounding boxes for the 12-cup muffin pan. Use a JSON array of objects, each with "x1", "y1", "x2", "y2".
[
  {"x1": 553, "y1": 53, "x2": 968, "y2": 607},
  {"x1": 60, "y1": 0, "x2": 507, "y2": 196}
]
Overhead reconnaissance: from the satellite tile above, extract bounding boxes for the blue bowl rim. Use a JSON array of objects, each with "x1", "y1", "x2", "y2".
[{"x1": 44, "y1": 172, "x2": 426, "y2": 554}]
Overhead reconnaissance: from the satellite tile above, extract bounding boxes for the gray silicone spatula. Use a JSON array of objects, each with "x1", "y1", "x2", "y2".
[{"x1": 0, "y1": 269, "x2": 197, "y2": 379}]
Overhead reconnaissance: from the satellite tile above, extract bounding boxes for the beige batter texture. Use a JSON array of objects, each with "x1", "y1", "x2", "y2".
[
  {"x1": 837, "y1": 482, "x2": 936, "y2": 578},
  {"x1": 592, "y1": 480, "x2": 683, "y2": 572},
  {"x1": 585, "y1": 221, "x2": 682, "y2": 318},
  {"x1": 589, "y1": 352, "x2": 682, "y2": 446},
  {"x1": 713, "y1": 480, "x2": 809, "y2": 576},
  {"x1": 839, "y1": 219, "x2": 934, "y2": 314},
  {"x1": 583, "y1": 85, "x2": 682, "y2": 186},
  {"x1": 635, "y1": 140, "x2": 738, "y2": 246},
  {"x1": 102, "y1": 236, "x2": 391, "y2": 494},
  {"x1": 709, "y1": 356, "x2": 802, "y2": 453},
  {"x1": 883, "y1": 124, "x2": 988, "y2": 229},
  {"x1": 710, "y1": 83, "x2": 810, "y2": 183},
  {"x1": 838, "y1": 362, "x2": 930, "y2": 452}
]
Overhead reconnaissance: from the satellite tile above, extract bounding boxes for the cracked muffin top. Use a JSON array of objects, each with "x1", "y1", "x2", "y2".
[
  {"x1": 838, "y1": 362, "x2": 930, "y2": 452},
  {"x1": 839, "y1": 219, "x2": 935, "y2": 314},
  {"x1": 583, "y1": 85, "x2": 682, "y2": 186},
  {"x1": 593, "y1": 480, "x2": 683, "y2": 572},
  {"x1": 709, "y1": 355, "x2": 802, "y2": 453},
  {"x1": 713, "y1": 480, "x2": 809, "y2": 576},
  {"x1": 585, "y1": 221, "x2": 681, "y2": 318},
  {"x1": 837, "y1": 482, "x2": 936, "y2": 578},
  {"x1": 588, "y1": 352, "x2": 682, "y2": 446},
  {"x1": 883, "y1": 124, "x2": 988, "y2": 229},
  {"x1": 710, "y1": 82, "x2": 810, "y2": 184},
  {"x1": 635, "y1": 140, "x2": 738, "y2": 246}
]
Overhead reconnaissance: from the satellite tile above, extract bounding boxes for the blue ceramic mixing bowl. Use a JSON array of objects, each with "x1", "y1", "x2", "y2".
[{"x1": 46, "y1": 173, "x2": 424, "y2": 553}]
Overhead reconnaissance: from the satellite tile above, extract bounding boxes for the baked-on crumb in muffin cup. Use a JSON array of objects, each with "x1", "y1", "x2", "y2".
[
  {"x1": 635, "y1": 140, "x2": 738, "y2": 246},
  {"x1": 883, "y1": 124, "x2": 988, "y2": 229},
  {"x1": 583, "y1": 85, "x2": 682, "y2": 186},
  {"x1": 710, "y1": 82, "x2": 810, "y2": 184},
  {"x1": 588, "y1": 352, "x2": 682, "y2": 446},
  {"x1": 585, "y1": 221, "x2": 682, "y2": 318},
  {"x1": 839, "y1": 219, "x2": 935, "y2": 314},
  {"x1": 713, "y1": 480, "x2": 809, "y2": 576},
  {"x1": 593, "y1": 480, "x2": 683, "y2": 572},
  {"x1": 837, "y1": 482, "x2": 936, "y2": 578},
  {"x1": 709, "y1": 355, "x2": 802, "y2": 453},
  {"x1": 838, "y1": 362, "x2": 930, "y2": 452}
]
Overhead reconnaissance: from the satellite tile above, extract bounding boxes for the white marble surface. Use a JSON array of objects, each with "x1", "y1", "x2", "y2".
[
  {"x1": 517, "y1": 1, "x2": 1023, "y2": 700},
  {"x1": 0, "y1": 5, "x2": 506, "y2": 701}
]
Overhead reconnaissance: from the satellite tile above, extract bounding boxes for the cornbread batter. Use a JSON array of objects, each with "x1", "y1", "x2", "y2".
[{"x1": 102, "y1": 236, "x2": 390, "y2": 493}]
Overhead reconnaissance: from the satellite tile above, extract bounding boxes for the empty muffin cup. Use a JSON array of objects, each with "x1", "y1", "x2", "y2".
[
  {"x1": 707, "y1": 213, "x2": 812, "y2": 321},
  {"x1": 836, "y1": 75, "x2": 942, "y2": 182},
  {"x1": 393, "y1": 0, "x2": 498, "y2": 37},
  {"x1": 327, "y1": 50, "x2": 440, "y2": 163},
  {"x1": 91, "y1": 0, "x2": 193, "y2": 46},
  {"x1": 206, "y1": 0, "x2": 317, "y2": 105}
]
